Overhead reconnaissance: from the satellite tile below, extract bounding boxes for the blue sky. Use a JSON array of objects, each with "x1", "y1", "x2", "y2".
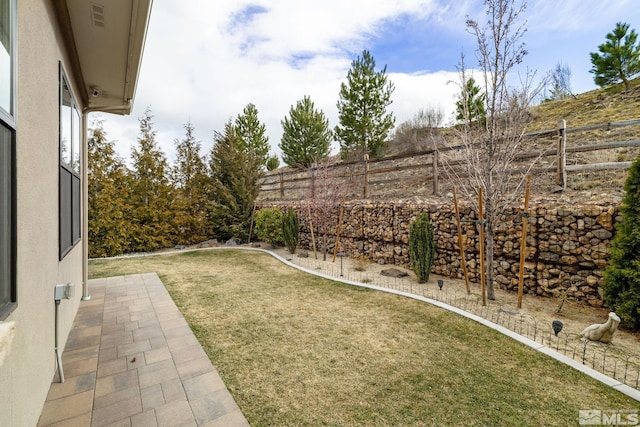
[{"x1": 96, "y1": 0, "x2": 640, "y2": 164}]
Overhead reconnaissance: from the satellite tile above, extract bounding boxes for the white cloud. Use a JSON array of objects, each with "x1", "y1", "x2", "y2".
[
  {"x1": 99, "y1": 0, "x2": 455, "y2": 162},
  {"x1": 96, "y1": 0, "x2": 640, "y2": 165},
  {"x1": 390, "y1": 71, "x2": 461, "y2": 127}
]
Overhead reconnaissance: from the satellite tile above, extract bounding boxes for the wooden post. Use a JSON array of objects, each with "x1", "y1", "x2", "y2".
[
  {"x1": 478, "y1": 187, "x2": 486, "y2": 307},
  {"x1": 557, "y1": 119, "x2": 566, "y2": 189},
  {"x1": 332, "y1": 206, "x2": 344, "y2": 262},
  {"x1": 307, "y1": 202, "x2": 317, "y2": 259},
  {"x1": 453, "y1": 188, "x2": 471, "y2": 295},
  {"x1": 279, "y1": 171, "x2": 284, "y2": 199},
  {"x1": 363, "y1": 154, "x2": 370, "y2": 198},
  {"x1": 517, "y1": 175, "x2": 531, "y2": 309},
  {"x1": 433, "y1": 150, "x2": 439, "y2": 195}
]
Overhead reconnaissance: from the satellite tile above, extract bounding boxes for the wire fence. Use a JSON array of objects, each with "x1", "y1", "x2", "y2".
[{"x1": 283, "y1": 251, "x2": 640, "y2": 391}]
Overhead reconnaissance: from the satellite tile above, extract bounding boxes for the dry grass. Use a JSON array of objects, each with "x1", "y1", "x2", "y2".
[
  {"x1": 89, "y1": 249, "x2": 639, "y2": 426},
  {"x1": 529, "y1": 78, "x2": 640, "y2": 132},
  {"x1": 353, "y1": 255, "x2": 371, "y2": 272}
]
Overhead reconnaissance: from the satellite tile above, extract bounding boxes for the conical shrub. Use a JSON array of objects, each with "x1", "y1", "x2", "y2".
[
  {"x1": 409, "y1": 212, "x2": 435, "y2": 283},
  {"x1": 282, "y1": 207, "x2": 300, "y2": 254}
]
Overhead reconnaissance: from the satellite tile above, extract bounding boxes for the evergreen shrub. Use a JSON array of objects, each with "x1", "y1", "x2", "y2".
[{"x1": 409, "y1": 212, "x2": 435, "y2": 283}]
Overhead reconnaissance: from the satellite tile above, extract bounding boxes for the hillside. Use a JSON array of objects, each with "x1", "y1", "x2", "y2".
[
  {"x1": 263, "y1": 79, "x2": 640, "y2": 205},
  {"x1": 529, "y1": 78, "x2": 640, "y2": 131}
]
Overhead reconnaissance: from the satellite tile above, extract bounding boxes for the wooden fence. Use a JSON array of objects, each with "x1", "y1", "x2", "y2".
[{"x1": 257, "y1": 118, "x2": 640, "y2": 202}]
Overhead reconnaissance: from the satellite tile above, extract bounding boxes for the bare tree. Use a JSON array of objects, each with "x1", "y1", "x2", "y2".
[
  {"x1": 439, "y1": 0, "x2": 543, "y2": 300},
  {"x1": 307, "y1": 158, "x2": 346, "y2": 260},
  {"x1": 547, "y1": 62, "x2": 573, "y2": 100},
  {"x1": 389, "y1": 106, "x2": 444, "y2": 155}
]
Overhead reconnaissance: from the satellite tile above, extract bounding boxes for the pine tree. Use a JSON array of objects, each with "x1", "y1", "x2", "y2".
[
  {"x1": 172, "y1": 121, "x2": 210, "y2": 245},
  {"x1": 335, "y1": 50, "x2": 395, "y2": 160},
  {"x1": 590, "y1": 22, "x2": 640, "y2": 90},
  {"x1": 266, "y1": 155, "x2": 280, "y2": 171},
  {"x1": 280, "y1": 95, "x2": 332, "y2": 168},
  {"x1": 604, "y1": 154, "x2": 640, "y2": 329},
  {"x1": 87, "y1": 120, "x2": 133, "y2": 257},
  {"x1": 235, "y1": 103, "x2": 270, "y2": 166},
  {"x1": 208, "y1": 121, "x2": 263, "y2": 241},
  {"x1": 130, "y1": 107, "x2": 174, "y2": 252},
  {"x1": 455, "y1": 76, "x2": 486, "y2": 125}
]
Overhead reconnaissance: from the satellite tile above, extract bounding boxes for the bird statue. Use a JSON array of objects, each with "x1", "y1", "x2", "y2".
[
  {"x1": 579, "y1": 312, "x2": 621, "y2": 343},
  {"x1": 552, "y1": 320, "x2": 563, "y2": 336}
]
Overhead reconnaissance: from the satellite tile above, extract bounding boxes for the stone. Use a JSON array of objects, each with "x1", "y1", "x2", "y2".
[
  {"x1": 380, "y1": 268, "x2": 409, "y2": 278},
  {"x1": 297, "y1": 251, "x2": 309, "y2": 258},
  {"x1": 583, "y1": 205, "x2": 603, "y2": 216},
  {"x1": 587, "y1": 298, "x2": 604, "y2": 308},
  {"x1": 592, "y1": 229, "x2": 613, "y2": 240},
  {"x1": 561, "y1": 255, "x2": 578, "y2": 265},
  {"x1": 596, "y1": 213, "x2": 613, "y2": 230},
  {"x1": 586, "y1": 275, "x2": 599, "y2": 286},
  {"x1": 225, "y1": 237, "x2": 238, "y2": 246}
]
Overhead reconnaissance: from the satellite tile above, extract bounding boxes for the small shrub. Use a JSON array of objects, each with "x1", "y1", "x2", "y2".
[
  {"x1": 282, "y1": 207, "x2": 300, "y2": 254},
  {"x1": 266, "y1": 155, "x2": 280, "y2": 171},
  {"x1": 409, "y1": 212, "x2": 435, "y2": 284},
  {"x1": 254, "y1": 208, "x2": 284, "y2": 246},
  {"x1": 354, "y1": 256, "x2": 370, "y2": 272}
]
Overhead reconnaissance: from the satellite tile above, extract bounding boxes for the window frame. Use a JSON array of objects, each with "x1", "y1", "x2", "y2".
[
  {"x1": 59, "y1": 65, "x2": 82, "y2": 260},
  {"x1": 0, "y1": 0, "x2": 16, "y2": 125},
  {"x1": 0, "y1": 0, "x2": 16, "y2": 319}
]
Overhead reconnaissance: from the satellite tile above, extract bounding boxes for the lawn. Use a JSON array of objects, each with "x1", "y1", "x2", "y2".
[{"x1": 89, "y1": 249, "x2": 639, "y2": 426}]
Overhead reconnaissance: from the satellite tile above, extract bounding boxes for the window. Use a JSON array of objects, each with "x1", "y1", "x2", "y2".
[
  {"x1": 0, "y1": 0, "x2": 15, "y2": 318},
  {"x1": 0, "y1": 0, "x2": 13, "y2": 115},
  {"x1": 59, "y1": 68, "x2": 82, "y2": 259}
]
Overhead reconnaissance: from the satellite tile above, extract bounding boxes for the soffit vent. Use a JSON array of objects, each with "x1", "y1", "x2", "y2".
[{"x1": 90, "y1": 3, "x2": 105, "y2": 28}]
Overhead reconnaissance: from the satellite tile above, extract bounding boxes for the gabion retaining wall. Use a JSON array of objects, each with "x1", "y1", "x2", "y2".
[{"x1": 261, "y1": 201, "x2": 620, "y2": 306}]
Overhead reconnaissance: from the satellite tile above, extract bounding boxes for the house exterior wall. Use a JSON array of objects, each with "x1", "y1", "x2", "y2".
[{"x1": 0, "y1": 1, "x2": 85, "y2": 426}]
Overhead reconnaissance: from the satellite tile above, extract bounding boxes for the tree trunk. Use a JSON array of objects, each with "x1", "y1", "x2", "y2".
[
  {"x1": 485, "y1": 191, "x2": 496, "y2": 301},
  {"x1": 485, "y1": 221, "x2": 496, "y2": 300}
]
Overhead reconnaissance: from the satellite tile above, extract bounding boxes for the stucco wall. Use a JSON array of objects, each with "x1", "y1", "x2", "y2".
[
  {"x1": 264, "y1": 201, "x2": 618, "y2": 307},
  {"x1": 0, "y1": 2, "x2": 85, "y2": 426}
]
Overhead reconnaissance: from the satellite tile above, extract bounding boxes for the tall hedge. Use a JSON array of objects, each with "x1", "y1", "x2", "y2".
[
  {"x1": 409, "y1": 212, "x2": 435, "y2": 283},
  {"x1": 604, "y1": 154, "x2": 640, "y2": 329}
]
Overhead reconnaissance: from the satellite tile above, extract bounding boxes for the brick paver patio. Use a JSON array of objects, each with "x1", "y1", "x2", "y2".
[{"x1": 38, "y1": 273, "x2": 248, "y2": 427}]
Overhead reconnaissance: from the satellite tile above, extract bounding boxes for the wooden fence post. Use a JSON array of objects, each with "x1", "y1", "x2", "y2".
[
  {"x1": 557, "y1": 119, "x2": 566, "y2": 189},
  {"x1": 433, "y1": 150, "x2": 439, "y2": 195},
  {"x1": 363, "y1": 154, "x2": 370, "y2": 198}
]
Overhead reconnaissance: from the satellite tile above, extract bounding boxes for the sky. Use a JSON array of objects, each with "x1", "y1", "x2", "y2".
[{"x1": 94, "y1": 0, "x2": 640, "y2": 165}]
